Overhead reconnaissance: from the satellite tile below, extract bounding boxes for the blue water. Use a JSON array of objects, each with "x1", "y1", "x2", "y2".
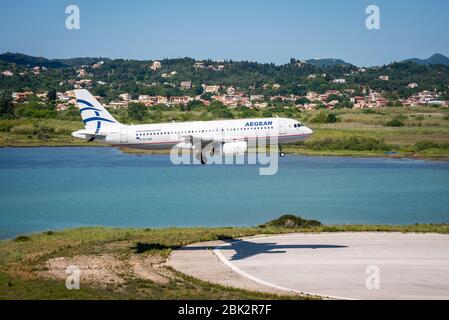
[{"x1": 0, "y1": 147, "x2": 449, "y2": 239}]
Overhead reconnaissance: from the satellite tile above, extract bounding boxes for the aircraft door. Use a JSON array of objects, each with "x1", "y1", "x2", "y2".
[
  {"x1": 279, "y1": 119, "x2": 287, "y2": 135},
  {"x1": 120, "y1": 128, "x2": 128, "y2": 143}
]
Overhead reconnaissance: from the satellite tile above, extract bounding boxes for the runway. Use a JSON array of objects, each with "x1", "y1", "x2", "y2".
[{"x1": 167, "y1": 232, "x2": 449, "y2": 300}]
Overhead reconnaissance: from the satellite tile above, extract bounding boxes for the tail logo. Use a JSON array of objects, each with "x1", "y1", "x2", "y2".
[{"x1": 77, "y1": 99, "x2": 116, "y2": 133}]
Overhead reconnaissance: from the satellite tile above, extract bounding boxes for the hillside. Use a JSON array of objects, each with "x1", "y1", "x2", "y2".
[
  {"x1": 305, "y1": 58, "x2": 352, "y2": 67},
  {"x1": 1, "y1": 52, "x2": 449, "y2": 102},
  {"x1": 0, "y1": 52, "x2": 111, "y2": 69},
  {"x1": 403, "y1": 53, "x2": 449, "y2": 66}
]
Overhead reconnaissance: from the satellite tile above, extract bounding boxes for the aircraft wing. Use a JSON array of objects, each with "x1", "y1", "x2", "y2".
[{"x1": 174, "y1": 134, "x2": 224, "y2": 150}]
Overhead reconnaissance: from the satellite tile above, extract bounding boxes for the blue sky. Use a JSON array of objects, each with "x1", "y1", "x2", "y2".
[{"x1": 0, "y1": 0, "x2": 448, "y2": 66}]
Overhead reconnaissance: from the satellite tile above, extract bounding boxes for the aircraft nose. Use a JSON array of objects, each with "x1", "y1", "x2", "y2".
[{"x1": 305, "y1": 127, "x2": 313, "y2": 135}]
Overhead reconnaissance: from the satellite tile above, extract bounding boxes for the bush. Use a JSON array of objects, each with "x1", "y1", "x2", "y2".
[
  {"x1": 14, "y1": 236, "x2": 31, "y2": 242},
  {"x1": 10, "y1": 124, "x2": 55, "y2": 139},
  {"x1": 10, "y1": 124, "x2": 35, "y2": 135},
  {"x1": 304, "y1": 136, "x2": 391, "y2": 151},
  {"x1": 415, "y1": 141, "x2": 449, "y2": 151},
  {"x1": 15, "y1": 102, "x2": 56, "y2": 119},
  {"x1": 240, "y1": 107, "x2": 259, "y2": 118},
  {"x1": 414, "y1": 115, "x2": 425, "y2": 121},
  {"x1": 127, "y1": 102, "x2": 148, "y2": 121},
  {"x1": 311, "y1": 111, "x2": 338, "y2": 124},
  {"x1": 0, "y1": 90, "x2": 14, "y2": 118},
  {"x1": 261, "y1": 109, "x2": 273, "y2": 117},
  {"x1": 262, "y1": 215, "x2": 322, "y2": 228},
  {"x1": 415, "y1": 141, "x2": 440, "y2": 151},
  {"x1": 0, "y1": 120, "x2": 14, "y2": 132},
  {"x1": 211, "y1": 108, "x2": 234, "y2": 119},
  {"x1": 326, "y1": 113, "x2": 338, "y2": 123},
  {"x1": 385, "y1": 119, "x2": 404, "y2": 127},
  {"x1": 54, "y1": 126, "x2": 73, "y2": 135},
  {"x1": 310, "y1": 111, "x2": 327, "y2": 123}
]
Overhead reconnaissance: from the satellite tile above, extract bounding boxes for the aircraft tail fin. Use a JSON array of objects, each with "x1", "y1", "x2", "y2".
[{"x1": 74, "y1": 89, "x2": 121, "y2": 133}]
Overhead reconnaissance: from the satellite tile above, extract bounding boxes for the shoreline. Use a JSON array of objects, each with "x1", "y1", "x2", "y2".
[
  {"x1": 1, "y1": 143, "x2": 449, "y2": 162},
  {"x1": 3, "y1": 223, "x2": 449, "y2": 242}
]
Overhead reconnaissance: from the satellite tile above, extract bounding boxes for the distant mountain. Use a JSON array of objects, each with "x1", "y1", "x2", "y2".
[
  {"x1": 305, "y1": 58, "x2": 352, "y2": 68},
  {"x1": 0, "y1": 52, "x2": 108, "y2": 68},
  {"x1": 0, "y1": 52, "x2": 67, "y2": 68},
  {"x1": 403, "y1": 53, "x2": 449, "y2": 66}
]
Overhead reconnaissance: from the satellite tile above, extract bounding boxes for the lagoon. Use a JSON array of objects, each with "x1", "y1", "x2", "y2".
[{"x1": 0, "y1": 147, "x2": 449, "y2": 239}]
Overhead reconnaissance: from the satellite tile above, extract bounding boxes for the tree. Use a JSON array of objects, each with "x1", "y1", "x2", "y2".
[
  {"x1": 326, "y1": 113, "x2": 338, "y2": 123},
  {"x1": 194, "y1": 85, "x2": 204, "y2": 95},
  {"x1": 201, "y1": 92, "x2": 213, "y2": 101},
  {"x1": 295, "y1": 97, "x2": 310, "y2": 105},
  {"x1": 0, "y1": 91, "x2": 14, "y2": 118},
  {"x1": 326, "y1": 94, "x2": 341, "y2": 102},
  {"x1": 385, "y1": 119, "x2": 404, "y2": 127},
  {"x1": 47, "y1": 89, "x2": 57, "y2": 101},
  {"x1": 127, "y1": 102, "x2": 147, "y2": 121}
]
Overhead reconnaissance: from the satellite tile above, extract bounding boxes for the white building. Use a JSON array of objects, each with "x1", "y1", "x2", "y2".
[
  {"x1": 77, "y1": 69, "x2": 87, "y2": 78},
  {"x1": 92, "y1": 61, "x2": 104, "y2": 69},
  {"x1": 306, "y1": 91, "x2": 319, "y2": 100},
  {"x1": 57, "y1": 92, "x2": 70, "y2": 101},
  {"x1": 150, "y1": 61, "x2": 161, "y2": 71},
  {"x1": 180, "y1": 81, "x2": 192, "y2": 90},
  {"x1": 204, "y1": 85, "x2": 220, "y2": 94},
  {"x1": 138, "y1": 95, "x2": 150, "y2": 101},
  {"x1": 250, "y1": 95, "x2": 264, "y2": 101},
  {"x1": 119, "y1": 93, "x2": 132, "y2": 101}
]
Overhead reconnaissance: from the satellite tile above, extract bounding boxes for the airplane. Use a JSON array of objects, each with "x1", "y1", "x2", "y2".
[{"x1": 71, "y1": 89, "x2": 314, "y2": 164}]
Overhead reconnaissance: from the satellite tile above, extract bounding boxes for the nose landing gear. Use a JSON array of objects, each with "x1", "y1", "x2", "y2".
[{"x1": 279, "y1": 144, "x2": 285, "y2": 158}]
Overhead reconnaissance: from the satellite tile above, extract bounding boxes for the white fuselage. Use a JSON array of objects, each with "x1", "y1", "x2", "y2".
[{"x1": 100, "y1": 117, "x2": 313, "y2": 150}]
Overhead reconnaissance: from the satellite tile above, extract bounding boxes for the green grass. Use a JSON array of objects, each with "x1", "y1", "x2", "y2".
[{"x1": 0, "y1": 223, "x2": 448, "y2": 300}]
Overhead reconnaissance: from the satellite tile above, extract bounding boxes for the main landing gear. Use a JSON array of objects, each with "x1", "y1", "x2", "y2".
[
  {"x1": 279, "y1": 144, "x2": 286, "y2": 158},
  {"x1": 200, "y1": 152, "x2": 206, "y2": 165},
  {"x1": 197, "y1": 147, "x2": 215, "y2": 165}
]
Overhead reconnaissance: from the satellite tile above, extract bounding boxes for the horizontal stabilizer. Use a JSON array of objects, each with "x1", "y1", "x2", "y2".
[{"x1": 71, "y1": 129, "x2": 107, "y2": 140}]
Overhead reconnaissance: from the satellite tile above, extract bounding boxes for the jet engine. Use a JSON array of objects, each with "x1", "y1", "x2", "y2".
[{"x1": 222, "y1": 141, "x2": 247, "y2": 155}]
